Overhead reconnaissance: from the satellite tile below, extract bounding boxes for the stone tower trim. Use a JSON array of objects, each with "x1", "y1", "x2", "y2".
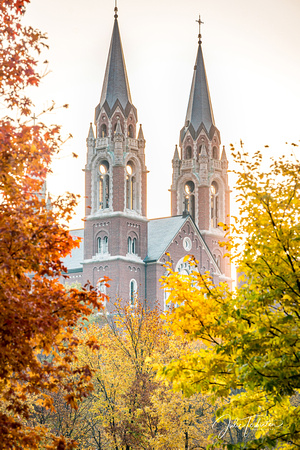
[
  {"x1": 170, "y1": 21, "x2": 231, "y2": 279},
  {"x1": 83, "y1": 8, "x2": 148, "y2": 306}
]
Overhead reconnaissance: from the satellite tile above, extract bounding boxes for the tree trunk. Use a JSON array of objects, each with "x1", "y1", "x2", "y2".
[{"x1": 185, "y1": 431, "x2": 189, "y2": 450}]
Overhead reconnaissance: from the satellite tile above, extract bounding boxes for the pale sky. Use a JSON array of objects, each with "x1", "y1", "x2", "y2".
[{"x1": 24, "y1": 0, "x2": 300, "y2": 229}]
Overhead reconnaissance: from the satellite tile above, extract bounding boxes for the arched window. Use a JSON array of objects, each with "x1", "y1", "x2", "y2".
[
  {"x1": 103, "y1": 236, "x2": 108, "y2": 253},
  {"x1": 126, "y1": 161, "x2": 136, "y2": 211},
  {"x1": 128, "y1": 237, "x2": 132, "y2": 253},
  {"x1": 212, "y1": 146, "x2": 219, "y2": 159},
  {"x1": 185, "y1": 146, "x2": 192, "y2": 160},
  {"x1": 130, "y1": 279, "x2": 137, "y2": 306},
  {"x1": 132, "y1": 237, "x2": 136, "y2": 254},
  {"x1": 128, "y1": 236, "x2": 137, "y2": 254},
  {"x1": 175, "y1": 256, "x2": 197, "y2": 275},
  {"x1": 97, "y1": 237, "x2": 102, "y2": 253},
  {"x1": 128, "y1": 124, "x2": 134, "y2": 138},
  {"x1": 211, "y1": 181, "x2": 219, "y2": 228},
  {"x1": 184, "y1": 181, "x2": 195, "y2": 220},
  {"x1": 97, "y1": 278, "x2": 107, "y2": 309},
  {"x1": 99, "y1": 161, "x2": 110, "y2": 209},
  {"x1": 100, "y1": 124, "x2": 107, "y2": 137},
  {"x1": 178, "y1": 262, "x2": 190, "y2": 275},
  {"x1": 97, "y1": 236, "x2": 108, "y2": 254}
]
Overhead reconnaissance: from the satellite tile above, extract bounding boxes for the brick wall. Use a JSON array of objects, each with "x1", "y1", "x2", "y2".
[
  {"x1": 198, "y1": 186, "x2": 210, "y2": 230},
  {"x1": 113, "y1": 166, "x2": 125, "y2": 211}
]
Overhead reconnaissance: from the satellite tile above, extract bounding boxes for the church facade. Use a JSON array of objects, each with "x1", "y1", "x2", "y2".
[{"x1": 62, "y1": 7, "x2": 231, "y2": 310}]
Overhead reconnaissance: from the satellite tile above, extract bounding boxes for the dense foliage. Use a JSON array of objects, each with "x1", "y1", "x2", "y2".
[
  {"x1": 161, "y1": 147, "x2": 300, "y2": 448},
  {"x1": 0, "y1": 1, "x2": 104, "y2": 448},
  {"x1": 29, "y1": 301, "x2": 218, "y2": 449}
]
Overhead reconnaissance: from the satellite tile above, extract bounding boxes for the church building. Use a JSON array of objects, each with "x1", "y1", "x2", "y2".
[{"x1": 62, "y1": 6, "x2": 231, "y2": 310}]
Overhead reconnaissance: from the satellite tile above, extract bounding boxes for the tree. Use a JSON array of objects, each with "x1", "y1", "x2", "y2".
[
  {"x1": 31, "y1": 300, "x2": 217, "y2": 449},
  {"x1": 0, "y1": 1, "x2": 105, "y2": 448},
  {"x1": 160, "y1": 147, "x2": 300, "y2": 449}
]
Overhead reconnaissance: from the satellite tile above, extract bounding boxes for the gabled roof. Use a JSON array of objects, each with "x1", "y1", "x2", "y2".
[
  {"x1": 99, "y1": 17, "x2": 132, "y2": 113},
  {"x1": 61, "y1": 229, "x2": 84, "y2": 273},
  {"x1": 145, "y1": 215, "x2": 222, "y2": 276},
  {"x1": 62, "y1": 218, "x2": 221, "y2": 277},
  {"x1": 145, "y1": 216, "x2": 189, "y2": 262}
]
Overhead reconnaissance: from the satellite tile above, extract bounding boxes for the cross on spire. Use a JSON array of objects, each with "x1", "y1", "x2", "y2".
[
  {"x1": 196, "y1": 15, "x2": 204, "y2": 44},
  {"x1": 114, "y1": 0, "x2": 118, "y2": 19}
]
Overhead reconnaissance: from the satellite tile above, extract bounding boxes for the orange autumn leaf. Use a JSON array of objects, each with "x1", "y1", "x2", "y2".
[{"x1": 0, "y1": 1, "x2": 104, "y2": 449}]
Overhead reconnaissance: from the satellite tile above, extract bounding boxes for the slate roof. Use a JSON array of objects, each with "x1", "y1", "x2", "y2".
[
  {"x1": 185, "y1": 43, "x2": 215, "y2": 133},
  {"x1": 145, "y1": 216, "x2": 189, "y2": 262},
  {"x1": 62, "y1": 217, "x2": 188, "y2": 272},
  {"x1": 62, "y1": 216, "x2": 220, "y2": 275},
  {"x1": 99, "y1": 18, "x2": 132, "y2": 112},
  {"x1": 61, "y1": 229, "x2": 84, "y2": 273}
]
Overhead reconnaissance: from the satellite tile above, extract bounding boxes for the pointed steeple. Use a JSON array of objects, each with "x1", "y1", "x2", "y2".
[
  {"x1": 221, "y1": 145, "x2": 227, "y2": 161},
  {"x1": 87, "y1": 122, "x2": 95, "y2": 139},
  {"x1": 98, "y1": 12, "x2": 133, "y2": 116},
  {"x1": 137, "y1": 124, "x2": 144, "y2": 140},
  {"x1": 180, "y1": 20, "x2": 218, "y2": 142},
  {"x1": 185, "y1": 43, "x2": 215, "y2": 132},
  {"x1": 173, "y1": 144, "x2": 180, "y2": 160}
]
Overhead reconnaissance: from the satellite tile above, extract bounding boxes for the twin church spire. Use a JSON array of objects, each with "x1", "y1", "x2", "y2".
[
  {"x1": 181, "y1": 16, "x2": 218, "y2": 143},
  {"x1": 82, "y1": 6, "x2": 231, "y2": 302},
  {"x1": 95, "y1": 8, "x2": 135, "y2": 121},
  {"x1": 171, "y1": 14, "x2": 229, "y2": 240},
  {"x1": 88, "y1": 5, "x2": 228, "y2": 235},
  {"x1": 183, "y1": 42, "x2": 216, "y2": 139},
  {"x1": 97, "y1": 6, "x2": 215, "y2": 136}
]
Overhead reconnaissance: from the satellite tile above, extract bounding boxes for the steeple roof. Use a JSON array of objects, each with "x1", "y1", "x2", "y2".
[
  {"x1": 185, "y1": 42, "x2": 215, "y2": 134},
  {"x1": 221, "y1": 145, "x2": 228, "y2": 161},
  {"x1": 99, "y1": 17, "x2": 132, "y2": 112},
  {"x1": 180, "y1": 30, "x2": 220, "y2": 144},
  {"x1": 138, "y1": 124, "x2": 144, "y2": 140},
  {"x1": 87, "y1": 122, "x2": 95, "y2": 139},
  {"x1": 173, "y1": 145, "x2": 179, "y2": 160}
]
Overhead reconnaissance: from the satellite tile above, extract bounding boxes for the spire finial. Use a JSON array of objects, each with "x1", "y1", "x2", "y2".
[
  {"x1": 114, "y1": 0, "x2": 118, "y2": 19},
  {"x1": 196, "y1": 15, "x2": 204, "y2": 44}
]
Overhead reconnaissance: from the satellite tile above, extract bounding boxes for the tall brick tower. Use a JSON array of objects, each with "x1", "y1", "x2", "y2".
[
  {"x1": 83, "y1": 5, "x2": 148, "y2": 306},
  {"x1": 170, "y1": 18, "x2": 230, "y2": 278}
]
